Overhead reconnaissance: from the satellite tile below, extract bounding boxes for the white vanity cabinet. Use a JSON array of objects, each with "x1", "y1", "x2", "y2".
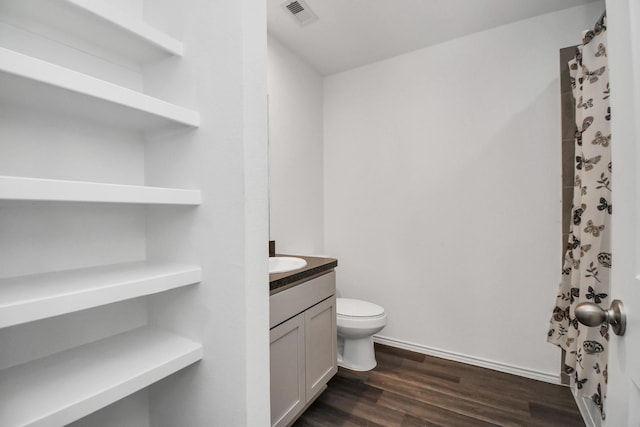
[{"x1": 270, "y1": 271, "x2": 337, "y2": 427}]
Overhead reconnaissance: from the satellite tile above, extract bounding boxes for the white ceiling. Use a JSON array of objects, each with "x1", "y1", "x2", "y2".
[{"x1": 267, "y1": 0, "x2": 601, "y2": 75}]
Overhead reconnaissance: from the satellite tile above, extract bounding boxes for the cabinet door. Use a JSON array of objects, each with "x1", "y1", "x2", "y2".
[
  {"x1": 270, "y1": 313, "x2": 305, "y2": 427},
  {"x1": 304, "y1": 296, "x2": 337, "y2": 401}
]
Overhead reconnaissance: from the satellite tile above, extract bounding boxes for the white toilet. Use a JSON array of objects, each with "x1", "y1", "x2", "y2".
[{"x1": 336, "y1": 298, "x2": 387, "y2": 371}]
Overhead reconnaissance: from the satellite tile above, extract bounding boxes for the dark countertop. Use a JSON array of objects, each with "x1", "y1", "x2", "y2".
[{"x1": 269, "y1": 255, "x2": 338, "y2": 295}]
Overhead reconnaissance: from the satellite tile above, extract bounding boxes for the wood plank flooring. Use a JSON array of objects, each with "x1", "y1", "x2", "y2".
[{"x1": 294, "y1": 343, "x2": 584, "y2": 427}]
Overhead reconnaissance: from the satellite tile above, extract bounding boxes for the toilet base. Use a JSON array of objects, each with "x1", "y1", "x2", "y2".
[{"x1": 337, "y1": 335, "x2": 377, "y2": 371}]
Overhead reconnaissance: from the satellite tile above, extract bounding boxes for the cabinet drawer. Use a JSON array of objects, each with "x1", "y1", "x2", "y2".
[{"x1": 270, "y1": 271, "x2": 335, "y2": 329}]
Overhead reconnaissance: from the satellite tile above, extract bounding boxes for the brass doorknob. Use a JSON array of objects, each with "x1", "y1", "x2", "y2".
[{"x1": 575, "y1": 299, "x2": 626, "y2": 336}]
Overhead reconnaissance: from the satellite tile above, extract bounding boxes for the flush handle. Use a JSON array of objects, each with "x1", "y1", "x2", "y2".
[{"x1": 575, "y1": 299, "x2": 626, "y2": 336}]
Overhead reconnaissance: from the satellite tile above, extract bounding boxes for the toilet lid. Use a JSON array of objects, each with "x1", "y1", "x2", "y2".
[{"x1": 337, "y1": 298, "x2": 385, "y2": 317}]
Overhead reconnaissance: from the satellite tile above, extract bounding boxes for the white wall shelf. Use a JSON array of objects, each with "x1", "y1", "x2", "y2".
[
  {"x1": 0, "y1": 0, "x2": 184, "y2": 63},
  {"x1": 0, "y1": 261, "x2": 202, "y2": 328},
  {"x1": 0, "y1": 176, "x2": 202, "y2": 205},
  {"x1": 0, "y1": 48, "x2": 200, "y2": 131},
  {"x1": 0, "y1": 1, "x2": 238, "y2": 424},
  {"x1": 0, "y1": 326, "x2": 203, "y2": 427}
]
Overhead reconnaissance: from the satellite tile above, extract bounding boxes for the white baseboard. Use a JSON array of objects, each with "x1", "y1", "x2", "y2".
[{"x1": 373, "y1": 335, "x2": 561, "y2": 385}]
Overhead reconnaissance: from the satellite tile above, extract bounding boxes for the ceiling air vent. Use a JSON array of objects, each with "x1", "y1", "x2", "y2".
[{"x1": 282, "y1": 0, "x2": 318, "y2": 26}]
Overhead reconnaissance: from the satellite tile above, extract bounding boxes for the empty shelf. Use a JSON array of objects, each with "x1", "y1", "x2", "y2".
[
  {"x1": 0, "y1": 48, "x2": 200, "y2": 130},
  {"x1": 0, "y1": 261, "x2": 202, "y2": 328},
  {"x1": 0, "y1": 326, "x2": 203, "y2": 427},
  {"x1": 0, "y1": 176, "x2": 202, "y2": 205},
  {"x1": 0, "y1": 0, "x2": 183, "y2": 62}
]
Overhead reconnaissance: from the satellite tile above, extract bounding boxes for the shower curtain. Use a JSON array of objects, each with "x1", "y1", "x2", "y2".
[{"x1": 547, "y1": 13, "x2": 610, "y2": 420}]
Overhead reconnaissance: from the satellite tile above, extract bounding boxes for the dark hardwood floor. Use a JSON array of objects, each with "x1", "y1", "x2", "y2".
[{"x1": 294, "y1": 343, "x2": 584, "y2": 427}]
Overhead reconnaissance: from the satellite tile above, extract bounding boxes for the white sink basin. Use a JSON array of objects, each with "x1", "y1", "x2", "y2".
[{"x1": 269, "y1": 257, "x2": 307, "y2": 274}]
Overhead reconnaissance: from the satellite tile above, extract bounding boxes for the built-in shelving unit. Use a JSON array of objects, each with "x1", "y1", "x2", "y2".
[
  {"x1": 0, "y1": 326, "x2": 203, "y2": 427},
  {"x1": 0, "y1": 1, "x2": 206, "y2": 425},
  {"x1": 0, "y1": 176, "x2": 202, "y2": 205},
  {"x1": 0, "y1": 48, "x2": 200, "y2": 131},
  {"x1": 0, "y1": 0, "x2": 184, "y2": 63},
  {"x1": 0, "y1": 261, "x2": 202, "y2": 328}
]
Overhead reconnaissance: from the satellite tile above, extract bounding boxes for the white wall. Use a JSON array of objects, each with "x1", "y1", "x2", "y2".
[
  {"x1": 144, "y1": 0, "x2": 270, "y2": 425},
  {"x1": 323, "y1": 2, "x2": 604, "y2": 380},
  {"x1": 268, "y1": 35, "x2": 324, "y2": 255}
]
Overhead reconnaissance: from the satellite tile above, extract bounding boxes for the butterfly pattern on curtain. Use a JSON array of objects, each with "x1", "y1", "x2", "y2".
[{"x1": 547, "y1": 13, "x2": 611, "y2": 420}]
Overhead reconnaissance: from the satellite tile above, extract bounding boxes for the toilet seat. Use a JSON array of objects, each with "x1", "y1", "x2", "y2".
[
  {"x1": 337, "y1": 298, "x2": 387, "y2": 329},
  {"x1": 337, "y1": 298, "x2": 385, "y2": 318}
]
